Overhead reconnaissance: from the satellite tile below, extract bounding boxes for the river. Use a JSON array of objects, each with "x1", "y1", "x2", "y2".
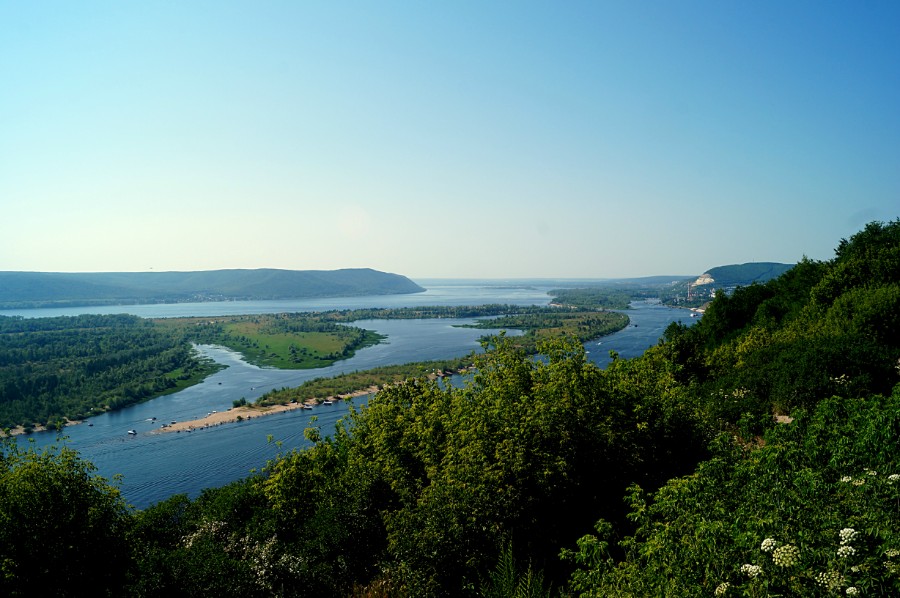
[{"x1": 17, "y1": 283, "x2": 696, "y2": 508}]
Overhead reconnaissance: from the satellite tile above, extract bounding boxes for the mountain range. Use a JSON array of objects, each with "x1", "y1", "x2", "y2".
[{"x1": 0, "y1": 268, "x2": 425, "y2": 309}]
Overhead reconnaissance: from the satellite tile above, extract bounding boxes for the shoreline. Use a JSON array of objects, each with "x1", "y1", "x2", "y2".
[
  {"x1": 152, "y1": 386, "x2": 381, "y2": 434},
  {"x1": 3, "y1": 419, "x2": 82, "y2": 437}
]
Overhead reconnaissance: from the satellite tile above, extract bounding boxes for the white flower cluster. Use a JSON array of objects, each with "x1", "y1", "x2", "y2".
[
  {"x1": 885, "y1": 548, "x2": 900, "y2": 575},
  {"x1": 888, "y1": 473, "x2": 900, "y2": 483},
  {"x1": 715, "y1": 581, "x2": 730, "y2": 596},
  {"x1": 864, "y1": 468, "x2": 877, "y2": 476},
  {"x1": 236, "y1": 534, "x2": 304, "y2": 591},
  {"x1": 816, "y1": 570, "x2": 845, "y2": 590},
  {"x1": 841, "y1": 475, "x2": 854, "y2": 483},
  {"x1": 772, "y1": 543, "x2": 800, "y2": 567},
  {"x1": 731, "y1": 387, "x2": 750, "y2": 399},
  {"x1": 838, "y1": 545, "x2": 857, "y2": 558},
  {"x1": 831, "y1": 374, "x2": 850, "y2": 386},
  {"x1": 846, "y1": 587, "x2": 859, "y2": 595},
  {"x1": 741, "y1": 563, "x2": 763, "y2": 578},
  {"x1": 852, "y1": 478, "x2": 866, "y2": 486},
  {"x1": 182, "y1": 519, "x2": 227, "y2": 549},
  {"x1": 840, "y1": 527, "x2": 859, "y2": 545},
  {"x1": 760, "y1": 537, "x2": 777, "y2": 552}
]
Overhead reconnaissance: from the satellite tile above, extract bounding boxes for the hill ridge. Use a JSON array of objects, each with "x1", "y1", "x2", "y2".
[{"x1": 0, "y1": 268, "x2": 425, "y2": 309}]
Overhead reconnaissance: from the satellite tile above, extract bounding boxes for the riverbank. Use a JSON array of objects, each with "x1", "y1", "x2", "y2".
[
  {"x1": 154, "y1": 386, "x2": 380, "y2": 434},
  {"x1": 2, "y1": 419, "x2": 82, "y2": 437}
]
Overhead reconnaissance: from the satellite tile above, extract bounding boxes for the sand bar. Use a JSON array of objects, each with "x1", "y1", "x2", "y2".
[{"x1": 152, "y1": 386, "x2": 380, "y2": 434}]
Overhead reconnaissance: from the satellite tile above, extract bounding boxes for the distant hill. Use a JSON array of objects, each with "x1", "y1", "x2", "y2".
[
  {"x1": 692, "y1": 262, "x2": 795, "y2": 288},
  {"x1": 0, "y1": 268, "x2": 425, "y2": 309}
]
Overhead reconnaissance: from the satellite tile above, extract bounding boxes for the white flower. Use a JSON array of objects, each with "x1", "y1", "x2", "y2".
[
  {"x1": 841, "y1": 475, "x2": 854, "y2": 483},
  {"x1": 840, "y1": 528, "x2": 859, "y2": 544},
  {"x1": 715, "y1": 582, "x2": 730, "y2": 596},
  {"x1": 852, "y1": 478, "x2": 865, "y2": 486},
  {"x1": 741, "y1": 563, "x2": 763, "y2": 578},
  {"x1": 838, "y1": 545, "x2": 857, "y2": 558},
  {"x1": 865, "y1": 468, "x2": 877, "y2": 476},
  {"x1": 846, "y1": 587, "x2": 859, "y2": 596},
  {"x1": 888, "y1": 474, "x2": 900, "y2": 483},
  {"x1": 761, "y1": 537, "x2": 777, "y2": 552},
  {"x1": 772, "y1": 544, "x2": 800, "y2": 567},
  {"x1": 816, "y1": 570, "x2": 844, "y2": 590},
  {"x1": 885, "y1": 548, "x2": 900, "y2": 558}
]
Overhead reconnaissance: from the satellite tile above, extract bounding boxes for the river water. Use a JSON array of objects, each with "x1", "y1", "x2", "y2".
[{"x1": 17, "y1": 283, "x2": 696, "y2": 508}]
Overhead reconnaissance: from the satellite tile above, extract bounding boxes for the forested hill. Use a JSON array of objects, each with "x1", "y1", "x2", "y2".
[
  {"x1": 0, "y1": 268, "x2": 425, "y2": 308},
  {"x1": 700, "y1": 261, "x2": 794, "y2": 286}
]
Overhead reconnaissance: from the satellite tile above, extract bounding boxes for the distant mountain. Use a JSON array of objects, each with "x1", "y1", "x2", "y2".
[
  {"x1": 0, "y1": 268, "x2": 425, "y2": 309},
  {"x1": 692, "y1": 262, "x2": 795, "y2": 288}
]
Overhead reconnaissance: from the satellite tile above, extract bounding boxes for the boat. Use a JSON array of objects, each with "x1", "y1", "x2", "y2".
[
  {"x1": 127, "y1": 430, "x2": 137, "y2": 435},
  {"x1": 322, "y1": 400, "x2": 334, "y2": 405},
  {"x1": 302, "y1": 404, "x2": 314, "y2": 410}
]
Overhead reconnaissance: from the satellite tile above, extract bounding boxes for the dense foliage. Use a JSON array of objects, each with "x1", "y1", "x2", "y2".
[
  {"x1": 0, "y1": 220, "x2": 897, "y2": 596},
  {"x1": 0, "y1": 314, "x2": 212, "y2": 429},
  {"x1": 566, "y1": 219, "x2": 900, "y2": 595},
  {"x1": 0, "y1": 438, "x2": 131, "y2": 596},
  {"x1": 548, "y1": 288, "x2": 634, "y2": 310},
  {"x1": 462, "y1": 309, "x2": 629, "y2": 354},
  {"x1": 566, "y1": 391, "x2": 900, "y2": 596}
]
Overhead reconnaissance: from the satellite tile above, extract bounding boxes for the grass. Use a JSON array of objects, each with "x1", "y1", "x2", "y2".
[{"x1": 155, "y1": 315, "x2": 384, "y2": 370}]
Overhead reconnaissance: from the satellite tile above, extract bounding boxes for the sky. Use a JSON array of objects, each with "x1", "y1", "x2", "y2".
[{"x1": 1, "y1": 1, "x2": 898, "y2": 279}]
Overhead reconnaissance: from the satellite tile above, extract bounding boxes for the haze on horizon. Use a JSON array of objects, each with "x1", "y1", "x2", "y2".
[{"x1": 2, "y1": 2, "x2": 898, "y2": 279}]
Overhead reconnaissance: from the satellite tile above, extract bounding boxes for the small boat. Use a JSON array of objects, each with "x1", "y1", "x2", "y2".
[
  {"x1": 322, "y1": 400, "x2": 334, "y2": 405},
  {"x1": 127, "y1": 430, "x2": 137, "y2": 435},
  {"x1": 302, "y1": 404, "x2": 314, "y2": 410}
]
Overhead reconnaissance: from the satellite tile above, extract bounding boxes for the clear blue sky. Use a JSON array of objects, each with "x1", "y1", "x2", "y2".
[{"x1": 2, "y1": 1, "x2": 897, "y2": 278}]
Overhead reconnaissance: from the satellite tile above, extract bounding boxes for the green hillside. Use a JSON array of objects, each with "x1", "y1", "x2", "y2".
[{"x1": 0, "y1": 268, "x2": 424, "y2": 309}]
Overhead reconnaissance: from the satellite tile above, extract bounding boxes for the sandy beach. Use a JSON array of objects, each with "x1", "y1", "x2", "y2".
[{"x1": 152, "y1": 386, "x2": 380, "y2": 434}]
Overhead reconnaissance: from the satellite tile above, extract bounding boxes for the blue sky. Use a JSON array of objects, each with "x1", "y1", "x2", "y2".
[{"x1": 2, "y1": 1, "x2": 897, "y2": 278}]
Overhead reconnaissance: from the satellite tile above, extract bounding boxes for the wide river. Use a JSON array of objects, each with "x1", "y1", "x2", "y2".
[{"x1": 15, "y1": 282, "x2": 696, "y2": 508}]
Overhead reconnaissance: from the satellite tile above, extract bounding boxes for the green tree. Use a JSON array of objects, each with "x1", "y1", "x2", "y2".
[{"x1": 0, "y1": 438, "x2": 131, "y2": 596}]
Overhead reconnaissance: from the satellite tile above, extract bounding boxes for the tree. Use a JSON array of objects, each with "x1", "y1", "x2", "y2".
[{"x1": 0, "y1": 438, "x2": 131, "y2": 596}]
